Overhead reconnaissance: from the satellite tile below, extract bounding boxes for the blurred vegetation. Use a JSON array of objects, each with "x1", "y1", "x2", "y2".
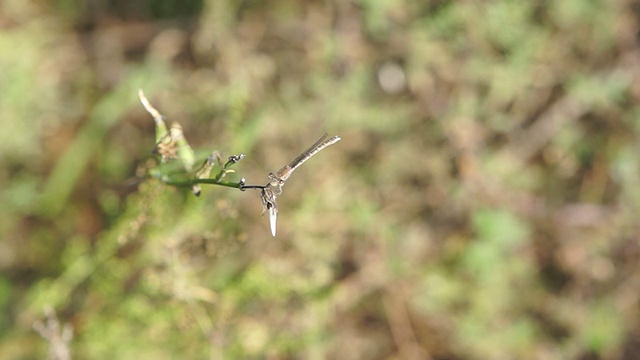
[{"x1": 1, "y1": 0, "x2": 640, "y2": 359}]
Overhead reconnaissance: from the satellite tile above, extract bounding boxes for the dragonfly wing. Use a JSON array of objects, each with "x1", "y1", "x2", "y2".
[{"x1": 269, "y1": 205, "x2": 277, "y2": 237}]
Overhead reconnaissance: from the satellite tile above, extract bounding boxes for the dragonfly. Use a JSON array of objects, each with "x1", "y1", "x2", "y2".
[{"x1": 259, "y1": 133, "x2": 341, "y2": 236}]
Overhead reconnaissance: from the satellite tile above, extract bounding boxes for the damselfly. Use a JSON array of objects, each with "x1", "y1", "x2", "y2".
[
  {"x1": 268, "y1": 133, "x2": 341, "y2": 190},
  {"x1": 261, "y1": 133, "x2": 341, "y2": 236}
]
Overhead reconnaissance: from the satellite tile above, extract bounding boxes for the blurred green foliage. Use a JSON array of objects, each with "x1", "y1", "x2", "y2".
[{"x1": 1, "y1": 0, "x2": 640, "y2": 359}]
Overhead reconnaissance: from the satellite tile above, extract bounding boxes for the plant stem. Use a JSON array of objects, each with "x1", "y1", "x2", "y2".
[{"x1": 164, "y1": 178, "x2": 244, "y2": 189}]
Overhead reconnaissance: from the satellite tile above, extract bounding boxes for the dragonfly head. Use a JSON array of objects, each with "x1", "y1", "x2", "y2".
[{"x1": 267, "y1": 172, "x2": 285, "y2": 186}]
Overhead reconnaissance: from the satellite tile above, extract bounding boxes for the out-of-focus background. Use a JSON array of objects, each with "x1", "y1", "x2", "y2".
[{"x1": 1, "y1": 0, "x2": 640, "y2": 358}]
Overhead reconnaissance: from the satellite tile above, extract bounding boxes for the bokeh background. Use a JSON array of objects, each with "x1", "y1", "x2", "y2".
[{"x1": 1, "y1": 0, "x2": 640, "y2": 359}]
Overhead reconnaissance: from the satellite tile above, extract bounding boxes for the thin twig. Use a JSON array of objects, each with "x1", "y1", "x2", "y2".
[
  {"x1": 162, "y1": 177, "x2": 245, "y2": 189},
  {"x1": 383, "y1": 287, "x2": 431, "y2": 360},
  {"x1": 33, "y1": 307, "x2": 73, "y2": 360}
]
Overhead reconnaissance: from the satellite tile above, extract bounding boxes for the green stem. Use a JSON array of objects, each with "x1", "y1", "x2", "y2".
[{"x1": 164, "y1": 178, "x2": 243, "y2": 189}]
